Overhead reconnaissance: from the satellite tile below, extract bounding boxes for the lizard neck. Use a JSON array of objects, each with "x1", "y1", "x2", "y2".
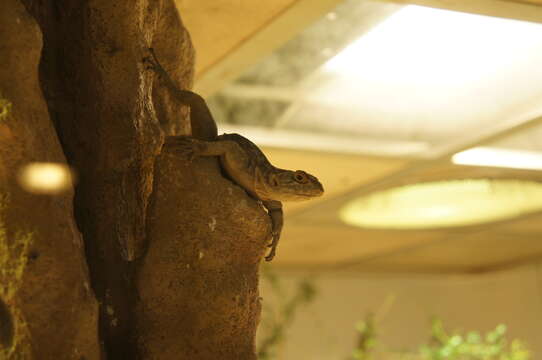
[{"x1": 254, "y1": 166, "x2": 283, "y2": 201}]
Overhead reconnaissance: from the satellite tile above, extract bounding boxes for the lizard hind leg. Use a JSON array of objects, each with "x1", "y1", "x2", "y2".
[
  {"x1": 265, "y1": 237, "x2": 279, "y2": 262},
  {"x1": 262, "y1": 201, "x2": 283, "y2": 262}
]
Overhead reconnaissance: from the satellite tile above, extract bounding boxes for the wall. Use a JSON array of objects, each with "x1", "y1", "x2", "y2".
[{"x1": 260, "y1": 263, "x2": 542, "y2": 359}]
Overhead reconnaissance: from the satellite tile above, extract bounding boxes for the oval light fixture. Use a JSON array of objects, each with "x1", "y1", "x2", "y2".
[{"x1": 340, "y1": 179, "x2": 542, "y2": 230}]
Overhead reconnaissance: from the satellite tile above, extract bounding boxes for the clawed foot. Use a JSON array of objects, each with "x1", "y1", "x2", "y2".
[
  {"x1": 163, "y1": 136, "x2": 205, "y2": 161},
  {"x1": 142, "y1": 56, "x2": 155, "y2": 70},
  {"x1": 265, "y1": 232, "x2": 280, "y2": 262},
  {"x1": 142, "y1": 58, "x2": 156, "y2": 71},
  {"x1": 142, "y1": 48, "x2": 163, "y2": 75}
]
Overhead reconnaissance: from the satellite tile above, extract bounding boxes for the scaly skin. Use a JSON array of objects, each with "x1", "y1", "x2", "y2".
[{"x1": 145, "y1": 48, "x2": 324, "y2": 261}]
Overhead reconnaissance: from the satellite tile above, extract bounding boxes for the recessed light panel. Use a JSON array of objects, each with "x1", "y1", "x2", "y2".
[
  {"x1": 209, "y1": 2, "x2": 542, "y2": 157},
  {"x1": 340, "y1": 179, "x2": 542, "y2": 229},
  {"x1": 290, "y1": 5, "x2": 542, "y2": 152}
]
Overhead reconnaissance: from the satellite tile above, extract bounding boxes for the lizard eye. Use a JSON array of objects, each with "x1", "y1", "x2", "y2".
[{"x1": 294, "y1": 171, "x2": 308, "y2": 184}]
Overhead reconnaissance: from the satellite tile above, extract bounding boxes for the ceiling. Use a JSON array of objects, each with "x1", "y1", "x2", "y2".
[{"x1": 179, "y1": 0, "x2": 542, "y2": 273}]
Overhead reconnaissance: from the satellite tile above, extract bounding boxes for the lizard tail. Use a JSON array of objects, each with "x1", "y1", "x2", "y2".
[{"x1": 147, "y1": 48, "x2": 218, "y2": 141}]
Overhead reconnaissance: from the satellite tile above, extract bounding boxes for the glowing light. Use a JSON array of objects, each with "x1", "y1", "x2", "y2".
[
  {"x1": 452, "y1": 147, "x2": 542, "y2": 170},
  {"x1": 18, "y1": 162, "x2": 75, "y2": 194},
  {"x1": 303, "y1": 4, "x2": 542, "y2": 155},
  {"x1": 324, "y1": 5, "x2": 542, "y2": 88},
  {"x1": 340, "y1": 179, "x2": 542, "y2": 229}
]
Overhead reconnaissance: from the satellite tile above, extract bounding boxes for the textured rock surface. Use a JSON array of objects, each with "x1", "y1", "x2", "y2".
[
  {"x1": 136, "y1": 154, "x2": 270, "y2": 360},
  {"x1": 25, "y1": 0, "x2": 167, "y2": 355},
  {"x1": 2, "y1": 0, "x2": 270, "y2": 358},
  {"x1": 0, "y1": 0, "x2": 100, "y2": 358},
  {"x1": 151, "y1": 0, "x2": 196, "y2": 138}
]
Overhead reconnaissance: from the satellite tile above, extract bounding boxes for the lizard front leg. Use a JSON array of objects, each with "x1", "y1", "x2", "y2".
[{"x1": 262, "y1": 200, "x2": 283, "y2": 262}]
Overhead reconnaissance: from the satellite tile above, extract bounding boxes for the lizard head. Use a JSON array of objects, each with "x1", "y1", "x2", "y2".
[{"x1": 269, "y1": 170, "x2": 324, "y2": 201}]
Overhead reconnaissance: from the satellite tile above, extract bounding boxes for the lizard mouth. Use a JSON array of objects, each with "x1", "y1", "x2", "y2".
[{"x1": 289, "y1": 192, "x2": 322, "y2": 201}]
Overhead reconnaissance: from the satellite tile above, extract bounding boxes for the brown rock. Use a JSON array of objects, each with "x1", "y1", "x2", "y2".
[
  {"x1": 136, "y1": 154, "x2": 270, "y2": 360},
  {"x1": 151, "y1": 0, "x2": 196, "y2": 138},
  {"x1": 3, "y1": 0, "x2": 270, "y2": 358},
  {"x1": 23, "y1": 0, "x2": 173, "y2": 356},
  {"x1": 0, "y1": 0, "x2": 100, "y2": 358}
]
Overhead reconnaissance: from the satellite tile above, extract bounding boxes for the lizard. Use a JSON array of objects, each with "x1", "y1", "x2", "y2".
[{"x1": 144, "y1": 48, "x2": 324, "y2": 261}]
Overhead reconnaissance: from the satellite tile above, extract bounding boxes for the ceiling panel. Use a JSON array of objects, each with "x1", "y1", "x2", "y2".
[
  {"x1": 273, "y1": 224, "x2": 444, "y2": 266},
  {"x1": 497, "y1": 212, "x2": 542, "y2": 235},
  {"x1": 348, "y1": 231, "x2": 542, "y2": 273},
  {"x1": 275, "y1": 210, "x2": 542, "y2": 271},
  {"x1": 177, "y1": 0, "x2": 299, "y2": 75},
  {"x1": 490, "y1": 120, "x2": 542, "y2": 152},
  {"x1": 208, "y1": 1, "x2": 542, "y2": 159}
]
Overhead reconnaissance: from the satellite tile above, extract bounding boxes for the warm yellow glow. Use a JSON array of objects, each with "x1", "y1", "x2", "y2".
[
  {"x1": 452, "y1": 147, "x2": 542, "y2": 170},
  {"x1": 18, "y1": 162, "x2": 75, "y2": 194},
  {"x1": 301, "y1": 4, "x2": 542, "y2": 158},
  {"x1": 340, "y1": 179, "x2": 542, "y2": 229},
  {"x1": 324, "y1": 5, "x2": 542, "y2": 88}
]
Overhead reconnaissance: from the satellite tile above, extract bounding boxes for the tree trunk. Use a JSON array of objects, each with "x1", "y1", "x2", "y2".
[{"x1": 0, "y1": 0, "x2": 270, "y2": 359}]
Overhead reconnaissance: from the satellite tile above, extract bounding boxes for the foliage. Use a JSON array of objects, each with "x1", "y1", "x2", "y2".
[
  {"x1": 351, "y1": 316, "x2": 531, "y2": 360},
  {"x1": 418, "y1": 318, "x2": 530, "y2": 360},
  {"x1": 352, "y1": 314, "x2": 377, "y2": 360},
  {"x1": 258, "y1": 266, "x2": 317, "y2": 360},
  {"x1": 0, "y1": 194, "x2": 33, "y2": 358},
  {"x1": 254, "y1": 271, "x2": 530, "y2": 360},
  {"x1": 0, "y1": 97, "x2": 11, "y2": 120}
]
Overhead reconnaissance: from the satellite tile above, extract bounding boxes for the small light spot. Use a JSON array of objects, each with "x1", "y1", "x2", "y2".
[
  {"x1": 106, "y1": 305, "x2": 114, "y2": 316},
  {"x1": 111, "y1": 318, "x2": 118, "y2": 327},
  {"x1": 84, "y1": 282, "x2": 91, "y2": 296},
  {"x1": 0, "y1": 99, "x2": 11, "y2": 120},
  {"x1": 208, "y1": 217, "x2": 217, "y2": 232},
  {"x1": 198, "y1": 251, "x2": 204, "y2": 260},
  {"x1": 18, "y1": 162, "x2": 75, "y2": 194},
  {"x1": 326, "y1": 12, "x2": 337, "y2": 21}
]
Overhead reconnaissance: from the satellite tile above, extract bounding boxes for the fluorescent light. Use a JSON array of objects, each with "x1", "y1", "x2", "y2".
[
  {"x1": 340, "y1": 179, "x2": 542, "y2": 229},
  {"x1": 296, "y1": 4, "x2": 542, "y2": 156},
  {"x1": 324, "y1": 5, "x2": 542, "y2": 88},
  {"x1": 452, "y1": 147, "x2": 542, "y2": 170}
]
